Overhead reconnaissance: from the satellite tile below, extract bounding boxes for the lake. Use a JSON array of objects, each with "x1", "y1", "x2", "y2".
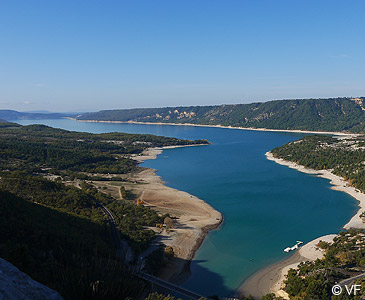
[{"x1": 16, "y1": 119, "x2": 358, "y2": 297}]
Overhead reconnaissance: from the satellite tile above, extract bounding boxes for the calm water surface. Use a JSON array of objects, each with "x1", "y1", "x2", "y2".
[{"x1": 17, "y1": 119, "x2": 358, "y2": 296}]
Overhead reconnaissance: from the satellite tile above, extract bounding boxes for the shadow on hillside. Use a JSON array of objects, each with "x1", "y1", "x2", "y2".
[{"x1": 147, "y1": 257, "x2": 234, "y2": 299}]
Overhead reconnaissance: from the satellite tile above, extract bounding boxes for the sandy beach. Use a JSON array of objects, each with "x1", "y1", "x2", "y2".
[
  {"x1": 239, "y1": 152, "x2": 365, "y2": 299},
  {"x1": 129, "y1": 146, "x2": 223, "y2": 282},
  {"x1": 239, "y1": 234, "x2": 337, "y2": 299}
]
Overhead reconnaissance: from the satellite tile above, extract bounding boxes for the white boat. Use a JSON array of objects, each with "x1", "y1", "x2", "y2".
[{"x1": 284, "y1": 241, "x2": 303, "y2": 253}]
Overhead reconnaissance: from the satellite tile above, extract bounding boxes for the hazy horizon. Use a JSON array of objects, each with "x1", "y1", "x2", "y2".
[
  {"x1": 4, "y1": 95, "x2": 362, "y2": 114},
  {"x1": 1, "y1": 1, "x2": 365, "y2": 112}
]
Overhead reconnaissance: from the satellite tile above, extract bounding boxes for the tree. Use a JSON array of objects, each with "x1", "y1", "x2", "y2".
[
  {"x1": 120, "y1": 186, "x2": 127, "y2": 198},
  {"x1": 164, "y1": 217, "x2": 174, "y2": 229},
  {"x1": 164, "y1": 246, "x2": 174, "y2": 258},
  {"x1": 145, "y1": 292, "x2": 179, "y2": 300}
]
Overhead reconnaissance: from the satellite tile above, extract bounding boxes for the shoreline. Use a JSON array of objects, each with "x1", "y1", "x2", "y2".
[
  {"x1": 78, "y1": 117, "x2": 363, "y2": 295},
  {"x1": 239, "y1": 152, "x2": 365, "y2": 299},
  {"x1": 266, "y1": 151, "x2": 365, "y2": 230},
  {"x1": 239, "y1": 234, "x2": 337, "y2": 299},
  {"x1": 130, "y1": 145, "x2": 223, "y2": 283},
  {"x1": 70, "y1": 118, "x2": 357, "y2": 136}
]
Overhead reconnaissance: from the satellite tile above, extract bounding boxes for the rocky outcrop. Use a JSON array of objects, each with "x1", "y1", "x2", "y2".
[{"x1": 0, "y1": 258, "x2": 63, "y2": 300}]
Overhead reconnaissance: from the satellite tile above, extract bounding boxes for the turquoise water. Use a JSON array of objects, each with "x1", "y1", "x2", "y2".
[{"x1": 16, "y1": 119, "x2": 359, "y2": 297}]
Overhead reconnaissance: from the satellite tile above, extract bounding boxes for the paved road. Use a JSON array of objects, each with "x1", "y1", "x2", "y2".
[
  {"x1": 137, "y1": 271, "x2": 204, "y2": 300},
  {"x1": 339, "y1": 272, "x2": 365, "y2": 287},
  {"x1": 138, "y1": 238, "x2": 162, "y2": 260},
  {"x1": 98, "y1": 203, "x2": 133, "y2": 264},
  {"x1": 99, "y1": 203, "x2": 205, "y2": 299}
]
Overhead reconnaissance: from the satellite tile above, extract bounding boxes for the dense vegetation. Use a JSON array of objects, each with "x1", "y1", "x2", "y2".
[
  {"x1": 0, "y1": 173, "x2": 163, "y2": 253},
  {"x1": 0, "y1": 123, "x2": 209, "y2": 299},
  {"x1": 283, "y1": 229, "x2": 365, "y2": 300},
  {"x1": 77, "y1": 97, "x2": 365, "y2": 133},
  {"x1": 0, "y1": 122, "x2": 208, "y2": 176},
  {"x1": 271, "y1": 135, "x2": 365, "y2": 193},
  {"x1": 0, "y1": 189, "x2": 145, "y2": 299}
]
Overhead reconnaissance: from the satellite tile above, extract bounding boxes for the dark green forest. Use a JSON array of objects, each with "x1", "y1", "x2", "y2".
[
  {"x1": 0, "y1": 122, "x2": 207, "y2": 299},
  {"x1": 0, "y1": 122, "x2": 208, "y2": 176},
  {"x1": 77, "y1": 97, "x2": 365, "y2": 133},
  {"x1": 0, "y1": 173, "x2": 163, "y2": 253},
  {"x1": 0, "y1": 189, "x2": 145, "y2": 299}
]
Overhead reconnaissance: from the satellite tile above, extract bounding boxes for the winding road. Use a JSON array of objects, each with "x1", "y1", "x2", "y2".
[{"x1": 99, "y1": 202, "x2": 206, "y2": 299}]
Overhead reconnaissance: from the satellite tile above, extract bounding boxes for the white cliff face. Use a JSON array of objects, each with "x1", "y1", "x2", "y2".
[{"x1": 0, "y1": 258, "x2": 63, "y2": 300}]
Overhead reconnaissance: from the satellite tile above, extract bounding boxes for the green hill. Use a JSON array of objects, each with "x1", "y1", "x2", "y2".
[
  {"x1": 0, "y1": 123, "x2": 206, "y2": 299},
  {"x1": 0, "y1": 189, "x2": 143, "y2": 299},
  {"x1": 77, "y1": 97, "x2": 365, "y2": 133},
  {"x1": 0, "y1": 109, "x2": 75, "y2": 120}
]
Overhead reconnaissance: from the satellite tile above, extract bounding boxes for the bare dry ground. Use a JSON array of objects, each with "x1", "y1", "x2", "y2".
[{"x1": 89, "y1": 147, "x2": 222, "y2": 282}]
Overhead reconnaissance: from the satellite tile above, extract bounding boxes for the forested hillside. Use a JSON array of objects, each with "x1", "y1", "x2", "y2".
[
  {"x1": 0, "y1": 122, "x2": 207, "y2": 299},
  {"x1": 0, "y1": 186, "x2": 146, "y2": 299},
  {"x1": 0, "y1": 122, "x2": 208, "y2": 176},
  {"x1": 77, "y1": 97, "x2": 365, "y2": 133},
  {"x1": 271, "y1": 135, "x2": 365, "y2": 193}
]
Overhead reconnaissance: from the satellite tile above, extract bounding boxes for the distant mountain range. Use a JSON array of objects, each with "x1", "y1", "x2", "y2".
[
  {"x1": 76, "y1": 97, "x2": 365, "y2": 133},
  {"x1": 0, "y1": 110, "x2": 75, "y2": 120}
]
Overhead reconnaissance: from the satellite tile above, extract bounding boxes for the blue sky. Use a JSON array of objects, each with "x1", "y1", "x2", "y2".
[{"x1": 1, "y1": 0, "x2": 364, "y2": 112}]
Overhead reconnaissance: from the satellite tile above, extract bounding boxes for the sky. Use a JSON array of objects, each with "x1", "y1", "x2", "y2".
[{"x1": 0, "y1": 0, "x2": 365, "y2": 112}]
